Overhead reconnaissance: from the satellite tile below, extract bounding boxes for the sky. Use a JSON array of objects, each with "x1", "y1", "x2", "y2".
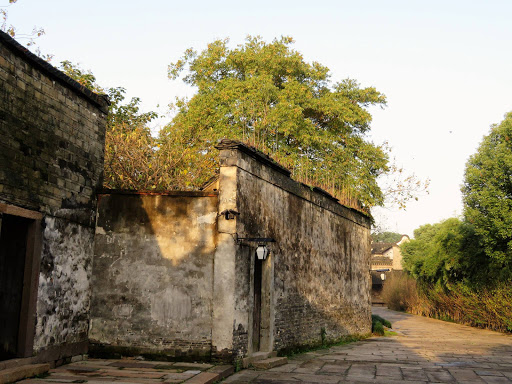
[{"x1": 6, "y1": 0, "x2": 512, "y2": 236}]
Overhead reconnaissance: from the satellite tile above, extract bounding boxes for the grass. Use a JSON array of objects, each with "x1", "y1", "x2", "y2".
[
  {"x1": 372, "y1": 314, "x2": 393, "y2": 336},
  {"x1": 372, "y1": 321, "x2": 385, "y2": 336},
  {"x1": 372, "y1": 314, "x2": 392, "y2": 328}
]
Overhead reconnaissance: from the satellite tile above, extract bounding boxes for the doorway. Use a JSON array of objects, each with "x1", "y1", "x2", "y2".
[
  {"x1": 252, "y1": 257, "x2": 263, "y2": 352},
  {"x1": 0, "y1": 204, "x2": 42, "y2": 360},
  {"x1": 251, "y1": 248, "x2": 273, "y2": 353}
]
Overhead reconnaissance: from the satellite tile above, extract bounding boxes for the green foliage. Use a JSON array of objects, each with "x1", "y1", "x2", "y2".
[
  {"x1": 371, "y1": 314, "x2": 392, "y2": 328},
  {"x1": 60, "y1": 60, "x2": 100, "y2": 92},
  {"x1": 371, "y1": 314, "x2": 393, "y2": 336},
  {"x1": 59, "y1": 61, "x2": 224, "y2": 191},
  {"x1": 397, "y1": 112, "x2": 512, "y2": 333},
  {"x1": 56, "y1": 40, "x2": 426, "y2": 202},
  {"x1": 320, "y1": 327, "x2": 326, "y2": 346},
  {"x1": 371, "y1": 231, "x2": 402, "y2": 243},
  {"x1": 166, "y1": 36, "x2": 389, "y2": 208},
  {"x1": 372, "y1": 321, "x2": 384, "y2": 336},
  {"x1": 462, "y1": 112, "x2": 512, "y2": 281},
  {"x1": 59, "y1": 62, "x2": 171, "y2": 190},
  {"x1": 401, "y1": 218, "x2": 487, "y2": 287},
  {"x1": 59, "y1": 61, "x2": 158, "y2": 132}
]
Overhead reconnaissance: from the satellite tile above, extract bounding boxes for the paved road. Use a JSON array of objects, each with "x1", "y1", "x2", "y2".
[{"x1": 225, "y1": 307, "x2": 512, "y2": 383}]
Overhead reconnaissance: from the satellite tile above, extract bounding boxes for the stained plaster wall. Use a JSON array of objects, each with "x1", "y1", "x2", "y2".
[
  {"x1": 90, "y1": 192, "x2": 218, "y2": 360},
  {"x1": 0, "y1": 31, "x2": 108, "y2": 358},
  {"x1": 214, "y1": 141, "x2": 372, "y2": 357}
]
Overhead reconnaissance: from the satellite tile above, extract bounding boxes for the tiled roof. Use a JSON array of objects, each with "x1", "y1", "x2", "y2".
[
  {"x1": 371, "y1": 256, "x2": 393, "y2": 266},
  {"x1": 371, "y1": 242, "x2": 395, "y2": 254}
]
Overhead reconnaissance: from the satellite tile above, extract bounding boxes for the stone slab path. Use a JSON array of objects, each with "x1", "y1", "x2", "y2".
[
  {"x1": 18, "y1": 359, "x2": 232, "y2": 383},
  {"x1": 225, "y1": 307, "x2": 512, "y2": 383}
]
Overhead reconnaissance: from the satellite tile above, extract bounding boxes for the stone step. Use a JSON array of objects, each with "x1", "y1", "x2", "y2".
[
  {"x1": 252, "y1": 357, "x2": 288, "y2": 370},
  {"x1": 184, "y1": 372, "x2": 219, "y2": 384},
  {"x1": 184, "y1": 365, "x2": 235, "y2": 384},
  {"x1": 0, "y1": 363, "x2": 50, "y2": 384},
  {"x1": 242, "y1": 351, "x2": 278, "y2": 369},
  {"x1": 252, "y1": 351, "x2": 277, "y2": 361},
  {"x1": 207, "y1": 364, "x2": 234, "y2": 380}
]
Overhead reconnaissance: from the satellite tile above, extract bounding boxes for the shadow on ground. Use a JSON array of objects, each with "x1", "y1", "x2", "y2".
[{"x1": 224, "y1": 306, "x2": 512, "y2": 383}]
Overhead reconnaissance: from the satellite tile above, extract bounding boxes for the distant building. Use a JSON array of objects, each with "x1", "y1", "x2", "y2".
[
  {"x1": 370, "y1": 235, "x2": 410, "y2": 304},
  {"x1": 371, "y1": 234, "x2": 410, "y2": 272}
]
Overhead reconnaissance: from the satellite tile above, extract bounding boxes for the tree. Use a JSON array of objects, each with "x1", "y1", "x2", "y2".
[
  {"x1": 1, "y1": 0, "x2": 44, "y2": 45},
  {"x1": 371, "y1": 231, "x2": 402, "y2": 243},
  {"x1": 59, "y1": 61, "x2": 162, "y2": 190},
  {"x1": 462, "y1": 112, "x2": 512, "y2": 280},
  {"x1": 60, "y1": 61, "x2": 215, "y2": 191},
  {"x1": 401, "y1": 218, "x2": 487, "y2": 287},
  {"x1": 1, "y1": 0, "x2": 50, "y2": 60},
  {"x1": 166, "y1": 36, "x2": 389, "y2": 208}
]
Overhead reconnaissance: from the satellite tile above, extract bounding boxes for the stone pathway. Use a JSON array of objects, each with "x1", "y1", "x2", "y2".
[
  {"x1": 16, "y1": 307, "x2": 512, "y2": 383},
  {"x1": 18, "y1": 359, "x2": 232, "y2": 383},
  {"x1": 225, "y1": 307, "x2": 512, "y2": 383}
]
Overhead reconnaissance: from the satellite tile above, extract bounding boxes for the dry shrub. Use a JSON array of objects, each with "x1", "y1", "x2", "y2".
[
  {"x1": 382, "y1": 273, "x2": 512, "y2": 333},
  {"x1": 381, "y1": 272, "x2": 419, "y2": 311},
  {"x1": 409, "y1": 283, "x2": 512, "y2": 333},
  {"x1": 103, "y1": 125, "x2": 216, "y2": 191}
]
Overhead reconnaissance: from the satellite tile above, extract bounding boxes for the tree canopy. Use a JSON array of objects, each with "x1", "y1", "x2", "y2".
[
  {"x1": 401, "y1": 218, "x2": 487, "y2": 287},
  {"x1": 59, "y1": 61, "x2": 164, "y2": 190},
  {"x1": 401, "y1": 112, "x2": 512, "y2": 290},
  {"x1": 462, "y1": 112, "x2": 512, "y2": 280},
  {"x1": 371, "y1": 231, "x2": 403, "y2": 243},
  {"x1": 166, "y1": 36, "x2": 389, "y2": 208},
  {"x1": 58, "y1": 37, "x2": 426, "y2": 209}
]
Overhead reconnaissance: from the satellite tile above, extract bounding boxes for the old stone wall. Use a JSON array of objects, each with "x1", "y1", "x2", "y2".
[
  {"x1": 90, "y1": 192, "x2": 218, "y2": 361},
  {"x1": 0, "y1": 31, "x2": 108, "y2": 359},
  {"x1": 215, "y1": 141, "x2": 372, "y2": 357}
]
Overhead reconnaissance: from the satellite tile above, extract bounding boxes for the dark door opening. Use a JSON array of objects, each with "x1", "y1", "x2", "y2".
[
  {"x1": 252, "y1": 257, "x2": 263, "y2": 352},
  {"x1": 0, "y1": 214, "x2": 31, "y2": 360}
]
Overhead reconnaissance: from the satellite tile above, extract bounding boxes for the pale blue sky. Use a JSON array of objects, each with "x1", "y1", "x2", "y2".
[{"x1": 7, "y1": 0, "x2": 512, "y2": 235}]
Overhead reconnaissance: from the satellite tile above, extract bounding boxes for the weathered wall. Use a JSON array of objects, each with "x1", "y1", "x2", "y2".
[
  {"x1": 90, "y1": 192, "x2": 218, "y2": 360},
  {"x1": 392, "y1": 245, "x2": 405, "y2": 270},
  {"x1": 0, "y1": 31, "x2": 108, "y2": 358},
  {"x1": 215, "y1": 140, "x2": 372, "y2": 357},
  {"x1": 88, "y1": 142, "x2": 371, "y2": 362}
]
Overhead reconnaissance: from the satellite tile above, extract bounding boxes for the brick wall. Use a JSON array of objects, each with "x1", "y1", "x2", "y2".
[
  {"x1": 0, "y1": 31, "x2": 108, "y2": 359},
  {"x1": 0, "y1": 35, "x2": 107, "y2": 221}
]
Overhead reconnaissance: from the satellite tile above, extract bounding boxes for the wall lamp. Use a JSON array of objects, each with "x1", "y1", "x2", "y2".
[
  {"x1": 236, "y1": 237, "x2": 275, "y2": 260},
  {"x1": 256, "y1": 245, "x2": 269, "y2": 260},
  {"x1": 374, "y1": 268, "x2": 390, "y2": 282}
]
